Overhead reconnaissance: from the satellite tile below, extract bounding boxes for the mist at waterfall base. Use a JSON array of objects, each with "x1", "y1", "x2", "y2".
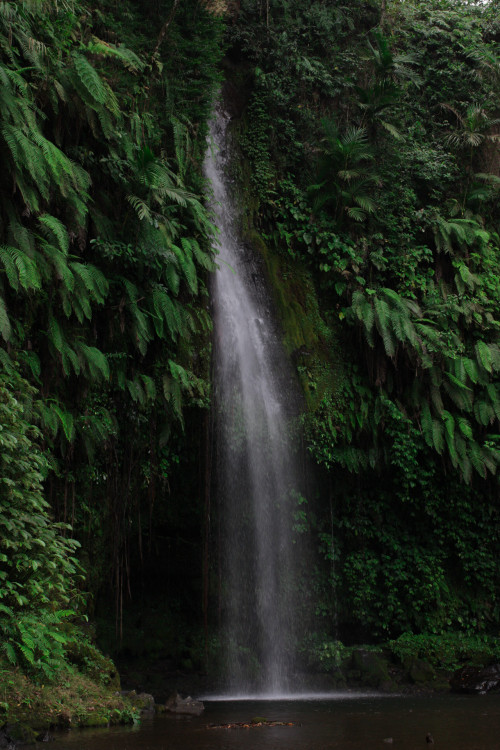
[{"x1": 204, "y1": 102, "x2": 312, "y2": 698}]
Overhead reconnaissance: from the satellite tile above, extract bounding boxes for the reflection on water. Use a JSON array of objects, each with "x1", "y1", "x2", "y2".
[{"x1": 52, "y1": 696, "x2": 500, "y2": 750}]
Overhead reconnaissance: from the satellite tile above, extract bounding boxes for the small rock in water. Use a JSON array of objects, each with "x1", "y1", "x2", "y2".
[
  {"x1": 383, "y1": 738, "x2": 394, "y2": 744},
  {"x1": 165, "y1": 692, "x2": 204, "y2": 716},
  {"x1": 426, "y1": 733, "x2": 434, "y2": 744}
]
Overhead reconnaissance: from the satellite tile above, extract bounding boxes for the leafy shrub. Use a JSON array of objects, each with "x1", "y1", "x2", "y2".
[
  {"x1": 0, "y1": 371, "x2": 81, "y2": 679},
  {"x1": 389, "y1": 632, "x2": 500, "y2": 671}
]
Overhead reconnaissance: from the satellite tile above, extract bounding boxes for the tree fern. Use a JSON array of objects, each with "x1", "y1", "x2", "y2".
[
  {"x1": 0, "y1": 294, "x2": 11, "y2": 341},
  {"x1": 469, "y1": 440, "x2": 487, "y2": 478},
  {"x1": 163, "y1": 374, "x2": 183, "y2": 423},
  {"x1": 475, "y1": 339, "x2": 493, "y2": 373},
  {"x1": 77, "y1": 343, "x2": 110, "y2": 381},
  {"x1": 420, "y1": 402, "x2": 433, "y2": 448},
  {"x1": 70, "y1": 262, "x2": 108, "y2": 304},
  {"x1": 474, "y1": 398, "x2": 494, "y2": 426},
  {"x1": 38, "y1": 214, "x2": 69, "y2": 255},
  {"x1": 72, "y1": 53, "x2": 108, "y2": 105},
  {"x1": 0, "y1": 244, "x2": 40, "y2": 292},
  {"x1": 172, "y1": 242, "x2": 198, "y2": 295},
  {"x1": 141, "y1": 374, "x2": 157, "y2": 401},
  {"x1": 457, "y1": 415, "x2": 473, "y2": 439},
  {"x1": 486, "y1": 384, "x2": 500, "y2": 422},
  {"x1": 151, "y1": 284, "x2": 182, "y2": 339},
  {"x1": 47, "y1": 314, "x2": 64, "y2": 353},
  {"x1": 185, "y1": 236, "x2": 216, "y2": 272},
  {"x1": 127, "y1": 194, "x2": 153, "y2": 222},
  {"x1": 84, "y1": 37, "x2": 144, "y2": 72},
  {"x1": 431, "y1": 418, "x2": 444, "y2": 454},
  {"x1": 127, "y1": 378, "x2": 145, "y2": 406}
]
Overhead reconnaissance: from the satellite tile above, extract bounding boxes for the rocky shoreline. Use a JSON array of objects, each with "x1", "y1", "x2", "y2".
[{"x1": 2, "y1": 648, "x2": 500, "y2": 747}]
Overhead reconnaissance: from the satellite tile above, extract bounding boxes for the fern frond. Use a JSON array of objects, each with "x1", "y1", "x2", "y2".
[
  {"x1": 52, "y1": 404, "x2": 75, "y2": 442},
  {"x1": 0, "y1": 295, "x2": 11, "y2": 341},
  {"x1": 151, "y1": 285, "x2": 182, "y2": 339},
  {"x1": 469, "y1": 440, "x2": 486, "y2": 478},
  {"x1": 432, "y1": 418, "x2": 444, "y2": 454},
  {"x1": 85, "y1": 37, "x2": 145, "y2": 72},
  {"x1": 475, "y1": 340, "x2": 493, "y2": 373},
  {"x1": 127, "y1": 194, "x2": 152, "y2": 222},
  {"x1": 141, "y1": 374, "x2": 157, "y2": 401},
  {"x1": 2, "y1": 641, "x2": 17, "y2": 665},
  {"x1": 77, "y1": 343, "x2": 110, "y2": 381},
  {"x1": 172, "y1": 243, "x2": 198, "y2": 295},
  {"x1": 421, "y1": 402, "x2": 433, "y2": 447},
  {"x1": 474, "y1": 398, "x2": 494, "y2": 426},
  {"x1": 70, "y1": 262, "x2": 108, "y2": 303},
  {"x1": 38, "y1": 214, "x2": 69, "y2": 254},
  {"x1": 0, "y1": 244, "x2": 40, "y2": 292},
  {"x1": 72, "y1": 53, "x2": 107, "y2": 104},
  {"x1": 47, "y1": 314, "x2": 64, "y2": 353}
]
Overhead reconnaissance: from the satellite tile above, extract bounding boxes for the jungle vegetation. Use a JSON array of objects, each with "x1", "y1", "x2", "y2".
[{"x1": 1, "y1": 0, "x2": 500, "y2": 687}]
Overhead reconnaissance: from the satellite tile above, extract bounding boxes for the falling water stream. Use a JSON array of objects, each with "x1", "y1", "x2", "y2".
[{"x1": 204, "y1": 101, "x2": 305, "y2": 696}]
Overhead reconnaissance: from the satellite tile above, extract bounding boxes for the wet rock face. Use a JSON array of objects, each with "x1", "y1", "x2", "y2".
[
  {"x1": 350, "y1": 649, "x2": 393, "y2": 689},
  {"x1": 451, "y1": 663, "x2": 500, "y2": 694},
  {"x1": 0, "y1": 723, "x2": 38, "y2": 748},
  {"x1": 408, "y1": 658, "x2": 436, "y2": 686},
  {"x1": 125, "y1": 690, "x2": 155, "y2": 713},
  {"x1": 165, "y1": 693, "x2": 204, "y2": 716}
]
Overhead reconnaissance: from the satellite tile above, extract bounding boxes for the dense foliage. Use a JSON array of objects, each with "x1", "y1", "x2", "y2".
[
  {"x1": 2, "y1": 0, "x2": 500, "y2": 684},
  {"x1": 0, "y1": 0, "x2": 223, "y2": 675},
  {"x1": 0, "y1": 372, "x2": 79, "y2": 676},
  {"x1": 226, "y1": 0, "x2": 500, "y2": 641}
]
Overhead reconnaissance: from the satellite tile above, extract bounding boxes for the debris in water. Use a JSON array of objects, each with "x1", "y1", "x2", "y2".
[{"x1": 207, "y1": 720, "x2": 295, "y2": 729}]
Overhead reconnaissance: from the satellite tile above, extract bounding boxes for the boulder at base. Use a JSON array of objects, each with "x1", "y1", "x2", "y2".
[
  {"x1": 451, "y1": 664, "x2": 500, "y2": 694},
  {"x1": 165, "y1": 693, "x2": 204, "y2": 716}
]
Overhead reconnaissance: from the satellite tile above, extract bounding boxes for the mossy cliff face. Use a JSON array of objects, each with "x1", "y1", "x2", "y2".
[{"x1": 222, "y1": 80, "x2": 346, "y2": 411}]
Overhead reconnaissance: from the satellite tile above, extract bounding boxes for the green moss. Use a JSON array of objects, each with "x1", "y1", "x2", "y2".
[
  {"x1": 242, "y1": 227, "x2": 346, "y2": 410},
  {"x1": 65, "y1": 639, "x2": 121, "y2": 691},
  {"x1": 0, "y1": 657, "x2": 139, "y2": 731}
]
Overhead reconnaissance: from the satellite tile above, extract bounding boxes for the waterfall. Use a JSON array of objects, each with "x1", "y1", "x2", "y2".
[{"x1": 204, "y1": 101, "x2": 306, "y2": 697}]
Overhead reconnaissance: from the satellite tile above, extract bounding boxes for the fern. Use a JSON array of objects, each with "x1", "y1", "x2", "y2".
[
  {"x1": 172, "y1": 243, "x2": 198, "y2": 295},
  {"x1": 462, "y1": 356, "x2": 480, "y2": 384},
  {"x1": 420, "y1": 402, "x2": 433, "y2": 448},
  {"x1": 2, "y1": 641, "x2": 17, "y2": 665},
  {"x1": 474, "y1": 398, "x2": 494, "y2": 426},
  {"x1": 141, "y1": 374, "x2": 157, "y2": 401},
  {"x1": 445, "y1": 370, "x2": 472, "y2": 391},
  {"x1": 72, "y1": 53, "x2": 107, "y2": 104},
  {"x1": 77, "y1": 343, "x2": 110, "y2": 381},
  {"x1": 475, "y1": 340, "x2": 493, "y2": 373},
  {"x1": 432, "y1": 419, "x2": 444, "y2": 454},
  {"x1": 53, "y1": 404, "x2": 75, "y2": 442},
  {"x1": 127, "y1": 378, "x2": 145, "y2": 405},
  {"x1": 163, "y1": 374, "x2": 183, "y2": 422},
  {"x1": 70, "y1": 262, "x2": 108, "y2": 303},
  {"x1": 85, "y1": 37, "x2": 144, "y2": 72},
  {"x1": 127, "y1": 194, "x2": 152, "y2": 222},
  {"x1": 469, "y1": 440, "x2": 486, "y2": 478},
  {"x1": 47, "y1": 314, "x2": 64, "y2": 353},
  {"x1": 40, "y1": 243, "x2": 75, "y2": 293},
  {"x1": 151, "y1": 285, "x2": 181, "y2": 339},
  {"x1": 457, "y1": 416, "x2": 473, "y2": 439},
  {"x1": 38, "y1": 214, "x2": 69, "y2": 255}
]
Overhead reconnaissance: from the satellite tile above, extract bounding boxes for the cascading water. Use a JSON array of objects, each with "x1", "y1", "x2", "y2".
[{"x1": 204, "y1": 101, "x2": 306, "y2": 697}]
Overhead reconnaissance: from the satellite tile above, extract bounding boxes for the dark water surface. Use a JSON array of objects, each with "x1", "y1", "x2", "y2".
[{"x1": 52, "y1": 695, "x2": 500, "y2": 750}]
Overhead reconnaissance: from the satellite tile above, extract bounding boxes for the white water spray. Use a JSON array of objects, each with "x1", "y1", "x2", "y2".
[{"x1": 204, "y1": 102, "x2": 305, "y2": 695}]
